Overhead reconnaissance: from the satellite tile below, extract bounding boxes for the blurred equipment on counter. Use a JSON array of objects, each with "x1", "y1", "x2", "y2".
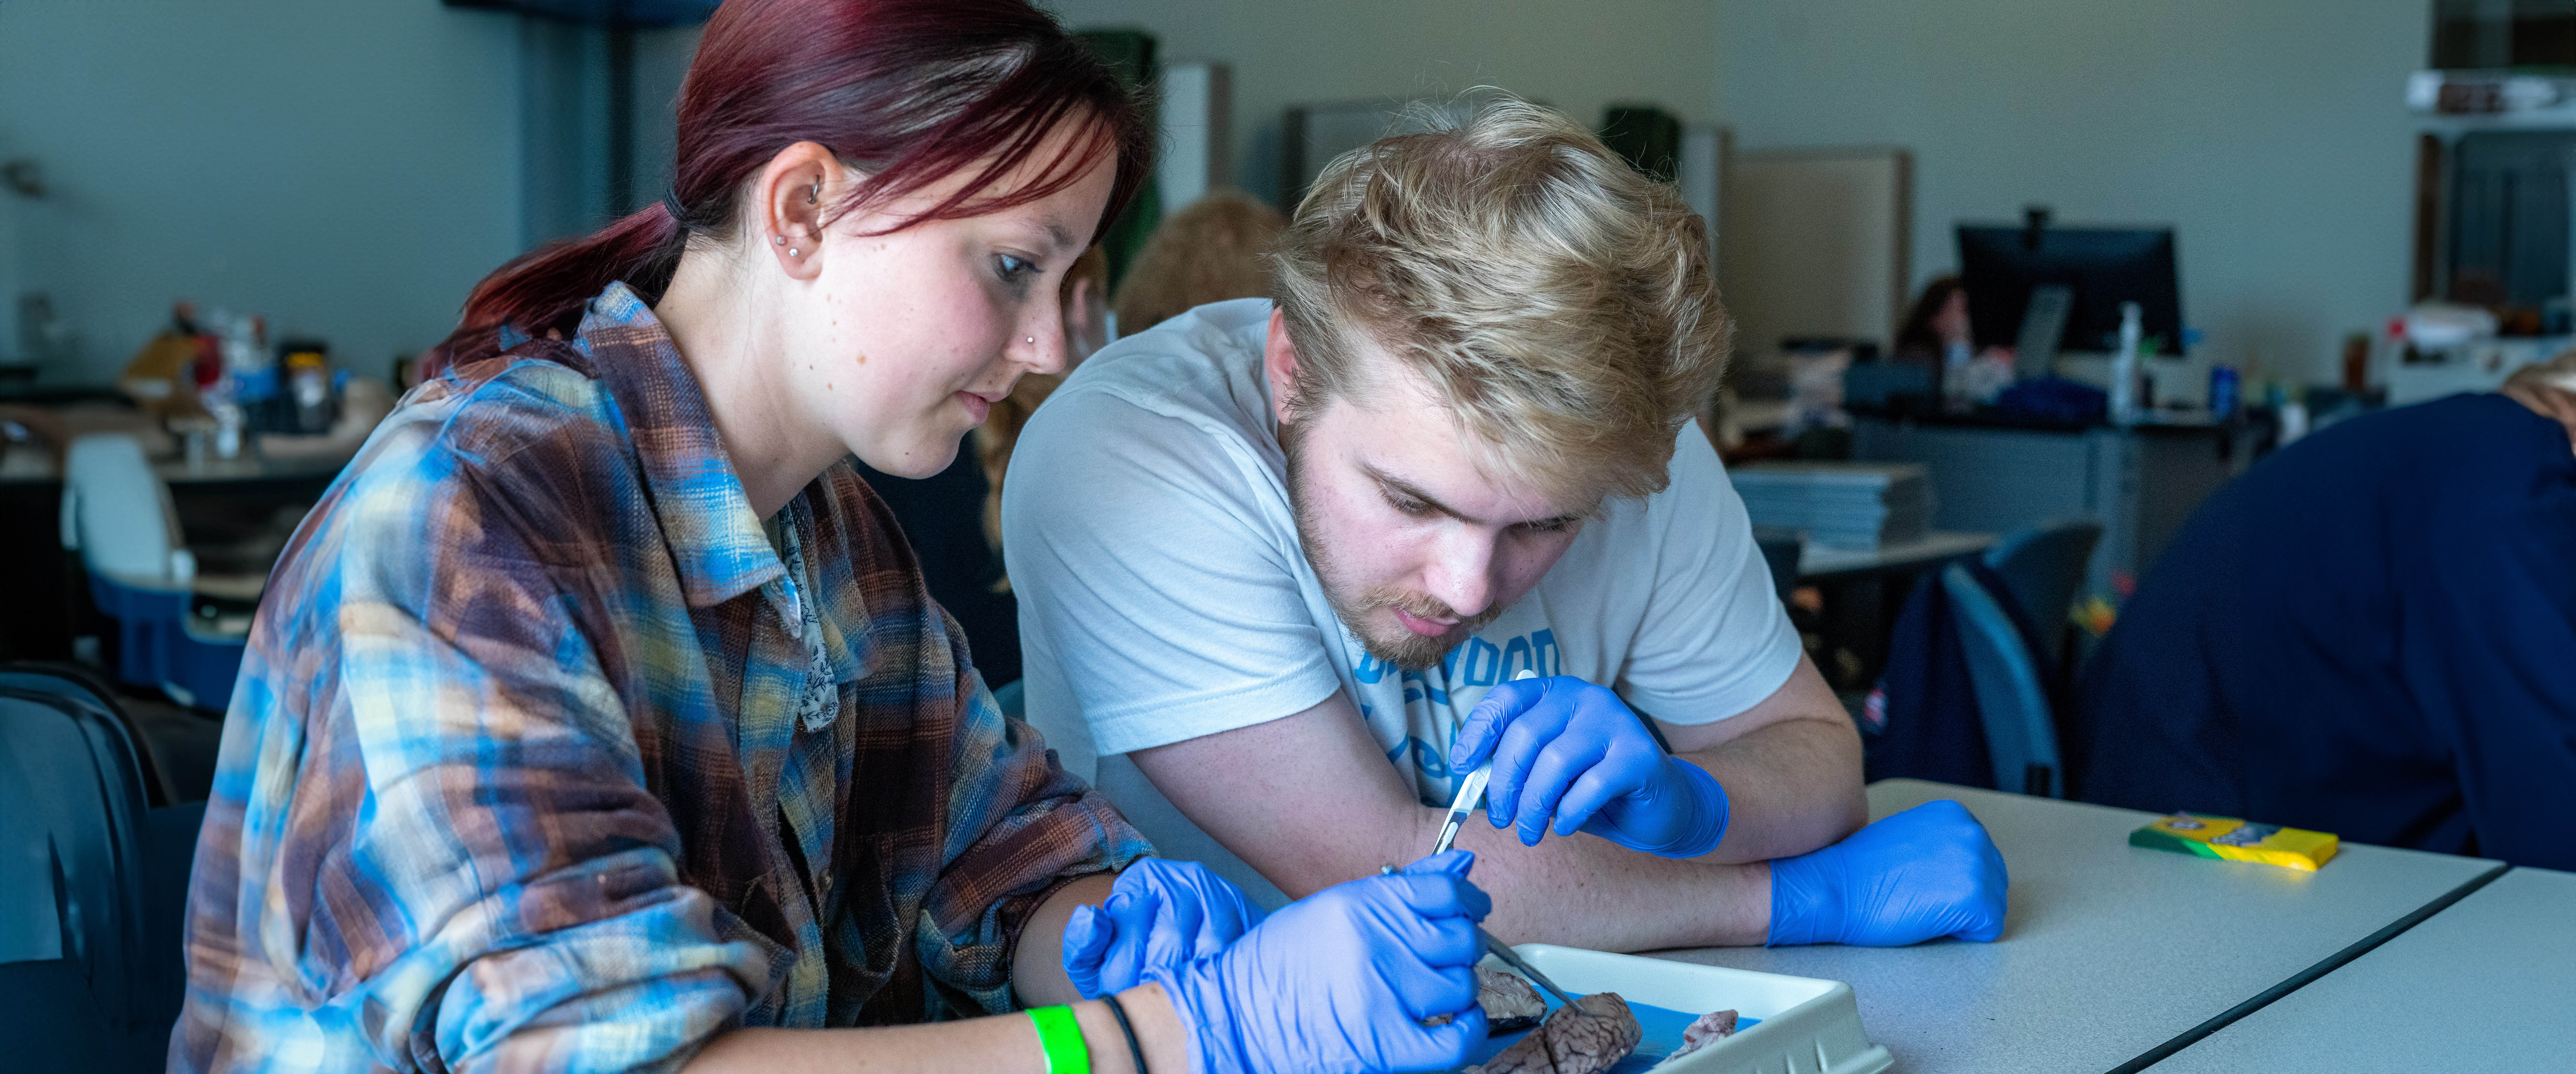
[
  {"x1": 59, "y1": 434, "x2": 254, "y2": 711},
  {"x1": 2209, "y1": 365, "x2": 2241, "y2": 418},
  {"x1": 15, "y1": 292, "x2": 78, "y2": 376},
  {"x1": 1733, "y1": 461, "x2": 1931, "y2": 551}
]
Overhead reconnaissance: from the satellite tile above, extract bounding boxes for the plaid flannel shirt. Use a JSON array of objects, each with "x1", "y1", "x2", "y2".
[{"x1": 173, "y1": 283, "x2": 1148, "y2": 1073}]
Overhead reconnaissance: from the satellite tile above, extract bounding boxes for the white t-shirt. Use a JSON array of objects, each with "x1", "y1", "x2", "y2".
[{"x1": 1005, "y1": 298, "x2": 1801, "y2": 810}]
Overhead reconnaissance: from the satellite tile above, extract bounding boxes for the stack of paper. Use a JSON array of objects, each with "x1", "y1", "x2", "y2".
[{"x1": 1730, "y1": 462, "x2": 1932, "y2": 551}]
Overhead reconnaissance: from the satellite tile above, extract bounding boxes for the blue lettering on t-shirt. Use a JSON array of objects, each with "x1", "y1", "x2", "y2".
[
  {"x1": 1406, "y1": 736, "x2": 1445, "y2": 779},
  {"x1": 1531, "y1": 629, "x2": 1560, "y2": 678},
  {"x1": 1382, "y1": 735, "x2": 1446, "y2": 780},
  {"x1": 1500, "y1": 636, "x2": 1534, "y2": 680},
  {"x1": 1399, "y1": 666, "x2": 1449, "y2": 707},
  {"x1": 1461, "y1": 637, "x2": 1502, "y2": 686}
]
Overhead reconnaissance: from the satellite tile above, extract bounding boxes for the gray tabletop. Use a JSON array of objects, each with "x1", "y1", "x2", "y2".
[
  {"x1": 2146, "y1": 866, "x2": 2576, "y2": 1072},
  {"x1": 1798, "y1": 531, "x2": 1996, "y2": 579},
  {"x1": 1645, "y1": 780, "x2": 2503, "y2": 1074}
]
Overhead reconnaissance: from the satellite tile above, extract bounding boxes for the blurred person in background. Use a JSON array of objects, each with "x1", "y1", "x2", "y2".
[
  {"x1": 1893, "y1": 274, "x2": 2011, "y2": 406},
  {"x1": 1110, "y1": 188, "x2": 1288, "y2": 334},
  {"x1": 2075, "y1": 355, "x2": 2576, "y2": 870}
]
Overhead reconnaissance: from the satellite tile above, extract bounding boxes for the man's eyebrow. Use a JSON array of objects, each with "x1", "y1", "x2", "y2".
[
  {"x1": 1364, "y1": 462, "x2": 1593, "y2": 529},
  {"x1": 1363, "y1": 463, "x2": 1484, "y2": 526}
]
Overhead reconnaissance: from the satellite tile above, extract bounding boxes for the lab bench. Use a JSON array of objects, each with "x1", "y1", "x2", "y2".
[
  {"x1": 1648, "y1": 780, "x2": 2512, "y2": 1074},
  {"x1": 2145, "y1": 864, "x2": 2576, "y2": 1072}
]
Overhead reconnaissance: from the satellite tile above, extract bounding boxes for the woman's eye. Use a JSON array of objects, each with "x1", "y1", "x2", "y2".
[{"x1": 996, "y1": 253, "x2": 1036, "y2": 281}]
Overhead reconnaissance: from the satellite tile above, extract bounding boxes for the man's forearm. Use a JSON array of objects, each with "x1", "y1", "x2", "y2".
[
  {"x1": 1679, "y1": 714, "x2": 1867, "y2": 865},
  {"x1": 1442, "y1": 809, "x2": 1778, "y2": 949}
]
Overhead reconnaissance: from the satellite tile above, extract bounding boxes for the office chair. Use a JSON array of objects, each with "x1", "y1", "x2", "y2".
[
  {"x1": 1942, "y1": 563, "x2": 2063, "y2": 797},
  {"x1": 1981, "y1": 519, "x2": 2102, "y2": 669},
  {"x1": 0, "y1": 665, "x2": 203, "y2": 1072},
  {"x1": 60, "y1": 433, "x2": 252, "y2": 711}
]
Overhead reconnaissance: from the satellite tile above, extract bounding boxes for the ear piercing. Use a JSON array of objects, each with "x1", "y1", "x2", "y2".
[{"x1": 1026, "y1": 336, "x2": 1035, "y2": 344}]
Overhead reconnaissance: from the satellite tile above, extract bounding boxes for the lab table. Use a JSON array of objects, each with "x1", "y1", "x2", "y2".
[
  {"x1": 1649, "y1": 780, "x2": 2505, "y2": 1074},
  {"x1": 2146, "y1": 865, "x2": 2576, "y2": 1072}
]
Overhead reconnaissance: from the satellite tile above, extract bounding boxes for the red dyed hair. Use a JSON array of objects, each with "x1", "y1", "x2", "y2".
[{"x1": 429, "y1": 0, "x2": 1148, "y2": 372}]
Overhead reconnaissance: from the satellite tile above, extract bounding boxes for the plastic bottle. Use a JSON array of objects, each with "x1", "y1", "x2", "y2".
[
  {"x1": 2209, "y1": 365, "x2": 2240, "y2": 418},
  {"x1": 2109, "y1": 301, "x2": 2143, "y2": 426},
  {"x1": 1941, "y1": 340, "x2": 1973, "y2": 408}
]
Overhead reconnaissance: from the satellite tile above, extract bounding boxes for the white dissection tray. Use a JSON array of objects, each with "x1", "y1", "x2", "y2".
[{"x1": 1473, "y1": 944, "x2": 1892, "y2": 1074}]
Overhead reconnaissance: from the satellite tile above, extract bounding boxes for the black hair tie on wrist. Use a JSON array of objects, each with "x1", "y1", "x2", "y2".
[{"x1": 1100, "y1": 992, "x2": 1150, "y2": 1074}]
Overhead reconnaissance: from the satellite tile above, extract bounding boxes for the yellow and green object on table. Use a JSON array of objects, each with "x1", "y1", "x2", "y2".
[{"x1": 2130, "y1": 813, "x2": 2339, "y2": 871}]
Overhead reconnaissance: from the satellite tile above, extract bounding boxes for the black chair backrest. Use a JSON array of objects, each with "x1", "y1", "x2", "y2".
[{"x1": 0, "y1": 665, "x2": 195, "y2": 1071}]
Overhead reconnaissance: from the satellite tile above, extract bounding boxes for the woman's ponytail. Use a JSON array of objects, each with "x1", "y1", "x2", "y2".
[{"x1": 424, "y1": 203, "x2": 684, "y2": 374}]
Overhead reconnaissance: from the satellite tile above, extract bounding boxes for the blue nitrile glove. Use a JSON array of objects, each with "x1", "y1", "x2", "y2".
[
  {"x1": 1450, "y1": 676, "x2": 1730, "y2": 858},
  {"x1": 1767, "y1": 799, "x2": 2010, "y2": 946},
  {"x1": 1062, "y1": 857, "x2": 1266, "y2": 999},
  {"x1": 1150, "y1": 850, "x2": 1490, "y2": 1074}
]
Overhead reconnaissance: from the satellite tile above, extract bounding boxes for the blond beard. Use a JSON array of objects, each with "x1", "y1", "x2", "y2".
[{"x1": 1280, "y1": 419, "x2": 1504, "y2": 671}]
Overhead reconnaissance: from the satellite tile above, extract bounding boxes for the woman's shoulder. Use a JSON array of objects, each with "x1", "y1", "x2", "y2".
[{"x1": 283, "y1": 347, "x2": 651, "y2": 603}]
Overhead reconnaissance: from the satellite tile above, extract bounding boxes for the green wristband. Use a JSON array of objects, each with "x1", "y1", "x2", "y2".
[{"x1": 1026, "y1": 1005, "x2": 1091, "y2": 1074}]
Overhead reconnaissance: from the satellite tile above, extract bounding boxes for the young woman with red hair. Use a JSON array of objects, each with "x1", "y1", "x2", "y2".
[{"x1": 173, "y1": 2, "x2": 1487, "y2": 1072}]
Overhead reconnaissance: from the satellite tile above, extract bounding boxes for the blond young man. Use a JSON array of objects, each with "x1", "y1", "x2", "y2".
[{"x1": 1006, "y1": 101, "x2": 2006, "y2": 951}]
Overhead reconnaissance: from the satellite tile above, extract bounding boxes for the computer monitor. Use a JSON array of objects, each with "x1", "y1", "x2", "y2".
[{"x1": 1957, "y1": 222, "x2": 2184, "y2": 363}]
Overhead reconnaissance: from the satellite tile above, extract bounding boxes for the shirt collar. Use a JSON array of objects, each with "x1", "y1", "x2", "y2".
[{"x1": 576, "y1": 282, "x2": 785, "y2": 608}]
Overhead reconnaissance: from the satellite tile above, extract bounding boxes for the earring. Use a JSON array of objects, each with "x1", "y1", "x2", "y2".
[
  {"x1": 808, "y1": 182, "x2": 819, "y2": 205},
  {"x1": 789, "y1": 248, "x2": 800, "y2": 257},
  {"x1": 774, "y1": 236, "x2": 785, "y2": 245},
  {"x1": 1026, "y1": 336, "x2": 1035, "y2": 344}
]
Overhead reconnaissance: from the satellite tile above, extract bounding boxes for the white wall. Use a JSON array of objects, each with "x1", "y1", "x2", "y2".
[
  {"x1": 0, "y1": 1, "x2": 706, "y2": 383},
  {"x1": 1038, "y1": 0, "x2": 1723, "y2": 207},
  {"x1": 1716, "y1": 0, "x2": 2429, "y2": 383},
  {"x1": 0, "y1": 0, "x2": 527, "y2": 381}
]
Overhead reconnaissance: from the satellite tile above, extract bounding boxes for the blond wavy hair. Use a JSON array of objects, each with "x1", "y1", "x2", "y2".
[{"x1": 1270, "y1": 96, "x2": 1730, "y2": 505}]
